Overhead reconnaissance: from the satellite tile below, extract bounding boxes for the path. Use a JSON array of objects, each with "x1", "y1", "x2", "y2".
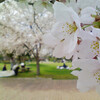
[{"x1": 0, "y1": 78, "x2": 100, "y2": 100}]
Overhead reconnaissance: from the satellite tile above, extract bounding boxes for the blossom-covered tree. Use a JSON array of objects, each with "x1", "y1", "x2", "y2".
[{"x1": 0, "y1": 0, "x2": 53, "y2": 75}]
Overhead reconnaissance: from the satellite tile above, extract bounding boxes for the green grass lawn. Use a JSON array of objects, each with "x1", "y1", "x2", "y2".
[{"x1": 0, "y1": 61, "x2": 78, "y2": 79}]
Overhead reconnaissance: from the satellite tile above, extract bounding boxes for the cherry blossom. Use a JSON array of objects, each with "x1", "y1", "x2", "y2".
[
  {"x1": 72, "y1": 59, "x2": 100, "y2": 92},
  {"x1": 43, "y1": 1, "x2": 81, "y2": 59},
  {"x1": 76, "y1": 29, "x2": 100, "y2": 59},
  {"x1": 80, "y1": 7, "x2": 96, "y2": 24}
]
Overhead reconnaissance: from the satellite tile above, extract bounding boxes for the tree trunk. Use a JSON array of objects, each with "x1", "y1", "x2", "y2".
[
  {"x1": 10, "y1": 58, "x2": 16, "y2": 70},
  {"x1": 35, "y1": 44, "x2": 40, "y2": 76},
  {"x1": 36, "y1": 58, "x2": 40, "y2": 75}
]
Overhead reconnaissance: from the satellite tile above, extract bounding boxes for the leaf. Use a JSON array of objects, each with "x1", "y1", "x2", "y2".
[{"x1": 93, "y1": 21, "x2": 100, "y2": 28}]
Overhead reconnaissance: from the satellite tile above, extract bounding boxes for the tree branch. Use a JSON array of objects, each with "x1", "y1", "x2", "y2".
[{"x1": 24, "y1": 43, "x2": 37, "y2": 58}]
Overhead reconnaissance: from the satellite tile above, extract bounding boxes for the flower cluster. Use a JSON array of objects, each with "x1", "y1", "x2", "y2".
[{"x1": 43, "y1": 0, "x2": 100, "y2": 93}]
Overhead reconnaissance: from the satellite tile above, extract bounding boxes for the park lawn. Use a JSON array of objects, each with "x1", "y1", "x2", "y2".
[{"x1": 0, "y1": 61, "x2": 78, "y2": 79}]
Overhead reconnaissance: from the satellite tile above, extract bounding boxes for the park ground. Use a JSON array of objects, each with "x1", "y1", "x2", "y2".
[
  {"x1": 0, "y1": 61, "x2": 78, "y2": 79},
  {"x1": 0, "y1": 78, "x2": 100, "y2": 100},
  {"x1": 0, "y1": 63, "x2": 100, "y2": 100}
]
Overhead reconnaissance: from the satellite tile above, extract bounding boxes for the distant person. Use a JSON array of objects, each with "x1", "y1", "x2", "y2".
[
  {"x1": 20, "y1": 63, "x2": 26, "y2": 72},
  {"x1": 2, "y1": 64, "x2": 7, "y2": 71},
  {"x1": 62, "y1": 59, "x2": 68, "y2": 69},
  {"x1": 63, "y1": 63, "x2": 67, "y2": 68},
  {"x1": 13, "y1": 64, "x2": 20, "y2": 76},
  {"x1": 21, "y1": 63, "x2": 25, "y2": 68},
  {"x1": 62, "y1": 59, "x2": 66, "y2": 64}
]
